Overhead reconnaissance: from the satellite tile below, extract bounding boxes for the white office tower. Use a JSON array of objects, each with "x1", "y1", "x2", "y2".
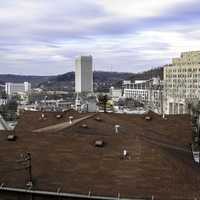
[
  {"x1": 75, "y1": 56, "x2": 93, "y2": 93},
  {"x1": 5, "y1": 82, "x2": 31, "y2": 96}
]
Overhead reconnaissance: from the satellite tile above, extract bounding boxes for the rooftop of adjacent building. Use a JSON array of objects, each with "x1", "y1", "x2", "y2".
[{"x1": 0, "y1": 110, "x2": 198, "y2": 199}]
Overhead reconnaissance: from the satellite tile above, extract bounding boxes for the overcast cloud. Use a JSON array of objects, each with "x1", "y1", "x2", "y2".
[{"x1": 0, "y1": 0, "x2": 200, "y2": 75}]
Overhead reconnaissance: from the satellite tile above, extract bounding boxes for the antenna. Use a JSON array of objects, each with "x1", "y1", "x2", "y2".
[
  {"x1": 115, "y1": 124, "x2": 120, "y2": 134},
  {"x1": 69, "y1": 116, "x2": 74, "y2": 124},
  {"x1": 17, "y1": 152, "x2": 32, "y2": 188}
]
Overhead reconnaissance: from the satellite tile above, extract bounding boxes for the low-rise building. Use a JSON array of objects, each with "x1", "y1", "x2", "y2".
[
  {"x1": 38, "y1": 99, "x2": 72, "y2": 112},
  {"x1": 109, "y1": 87, "x2": 122, "y2": 99},
  {"x1": 123, "y1": 78, "x2": 163, "y2": 113},
  {"x1": 5, "y1": 82, "x2": 31, "y2": 96},
  {"x1": 75, "y1": 94, "x2": 97, "y2": 112},
  {"x1": 0, "y1": 98, "x2": 7, "y2": 106}
]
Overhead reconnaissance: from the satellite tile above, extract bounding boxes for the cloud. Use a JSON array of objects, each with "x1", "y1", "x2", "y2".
[
  {"x1": 98, "y1": 0, "x2": 195, "y2": 18},
  {"x1": 0, "y1": 0, "x2": 200, "y2": 75}
]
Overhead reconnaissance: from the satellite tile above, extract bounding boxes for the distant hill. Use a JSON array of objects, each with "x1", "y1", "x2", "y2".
[
  {"x1": 48, "y1": 71, "x2": 134, "y2": 82},
  {"x1": 0, "y1": 74, "x2": 53, "y2": 87},
  {"x1": 39, "y1": 71, "x2": 134, "y2": 91},
  {"x1": 130, "y1": 67, "x2": 163, "y2": 81},
  {"x1": 114, "y1": 67, "x2": 163, "y2": 88},
  {"x1": 0, "y1": 67, "x2": 164, "y2": 91}
]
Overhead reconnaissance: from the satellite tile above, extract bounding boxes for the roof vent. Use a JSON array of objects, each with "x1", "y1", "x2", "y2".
[
  {"x1": 56, "y1": 114, "x2": 63, "y2": 119},
  {"x1": 7, "y1": 134, "x2": 16, "y2": 141},
  {"x1": 69, "y1": 116, "x2": 74, "y2": 124},
  {"x1": 81, "y1": 124, "x2": 88, "y2": 128},
  {"x1": 95, "y1": 117, "x2": 102, "y2": 122},
  {"x1": 40, "y1": 113, "x2": 47, "y2": 120},
  {"x1": 115, "y1": 124, "x2": 120, "y2": 134},
  {"x1": 95, "y1": 140, "x2": 104, "y2": 147},
  {"x1": 145, "y1": 116, "x2": 151, "y2": 121}
]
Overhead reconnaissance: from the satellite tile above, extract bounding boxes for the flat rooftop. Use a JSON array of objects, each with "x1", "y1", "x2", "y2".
[{"x1": 0, "y1": 111, "x2": 199, "y2": 199}]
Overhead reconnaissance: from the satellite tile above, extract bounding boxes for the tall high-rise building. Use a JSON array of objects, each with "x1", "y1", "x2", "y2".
[{"x1": 75, "y1": 55, "x2": 93, "y2": 93}]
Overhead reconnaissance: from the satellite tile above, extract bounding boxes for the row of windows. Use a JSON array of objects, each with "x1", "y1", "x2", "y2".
[
  {"x1": 165, "y1": 74, "x2": 200, "y2": 78},
  {"x1": 125, "y1": 90, "x2": 161, "y2": 95},
  {"x1": 125, "y1": 94, "x2": 147, "y2": 100},
  {"x1": 167, "y1": 88, "x2": 199, "y2": 92},
  {"x1": 166, "y1": 67, "x2": 200, "y2": 73},
  {"x1": 165, "y1": 79, "x2": 199, "y2": 83},
  {"x1": 167, "y1": 93, "x2": 199, "y2": 99},
  {"x1": 124, "y1": 94, "x2": 160, "y2": 102},
  {"x1": 125, "y1": 85, "x2": 148, "y2": 90},
  {"x1": 125, "y1": 91, "x2": 148, "y2": 96},
  {"x1": 124, "y1": 90, "x2": 160, "y2": 101},
  {"x1": 166, "y1": 84, "x2": 199, "y2": 88}
]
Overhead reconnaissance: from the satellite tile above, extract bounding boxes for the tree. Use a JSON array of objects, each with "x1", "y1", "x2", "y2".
[
  {"x1": 98, "y1": 95, "x2": 108, "y2": 113},
  {"x1": 118, "y1": 98, "x2": 125, "y2": 108},
  {"x1": 0, "y1": 99, "x2": 18, "y2": 121}
]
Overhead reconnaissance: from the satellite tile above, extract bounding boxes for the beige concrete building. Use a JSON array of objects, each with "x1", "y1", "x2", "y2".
[{"x1": 164, "y1": 51, "x2": 200, "y2": 114}]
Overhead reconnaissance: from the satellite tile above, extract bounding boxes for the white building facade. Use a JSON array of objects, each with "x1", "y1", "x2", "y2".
[
  {"x1": 75, "y1": 56, "x2": 93, "y2": 93},
  {"x1": 110, "y1": 87, "x2": 122, "y2": 99},
  {"x1": 164, "y1": 51, "x2": 200, "y2": 114},
  {"x1": 0, "y1": 98, "x2": 7, "y2": 106},
  {"x1": 5, "y1": 82, "x2": 31, "y2": 96},
  {"x1": 123, "y1": 78, "x2": 163, "y2": 113}
]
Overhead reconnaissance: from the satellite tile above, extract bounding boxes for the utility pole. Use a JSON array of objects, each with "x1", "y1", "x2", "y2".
[
  {"x1": 18, "y1": 152, "x2": 32, "y2": 188},
  {"x1": 26, "y1": 153, "x2": 32, "y2": 184},
  {"x1": 160, "y1": 86, "x2": 163, "y2": 116}
]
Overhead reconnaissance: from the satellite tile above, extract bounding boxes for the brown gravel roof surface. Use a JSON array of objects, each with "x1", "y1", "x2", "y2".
[{"x1": 0, "y1": 111, "x2": 198, "y2": 200}]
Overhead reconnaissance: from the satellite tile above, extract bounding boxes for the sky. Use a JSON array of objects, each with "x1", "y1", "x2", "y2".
[{"x1": 0, "y1": 0, "x2": 200, "y2": 75}]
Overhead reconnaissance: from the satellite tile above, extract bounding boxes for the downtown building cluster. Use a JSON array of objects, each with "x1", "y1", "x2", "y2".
[
  {"x1": 117, "y1": 51, "x2": 200, "y2": 115},
  {"x1": 73, "y1": 52, "x2": 200, "y2": 115},
  {"x1": 1, "y1": 51, "x2": 200, "y2": 115}
]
